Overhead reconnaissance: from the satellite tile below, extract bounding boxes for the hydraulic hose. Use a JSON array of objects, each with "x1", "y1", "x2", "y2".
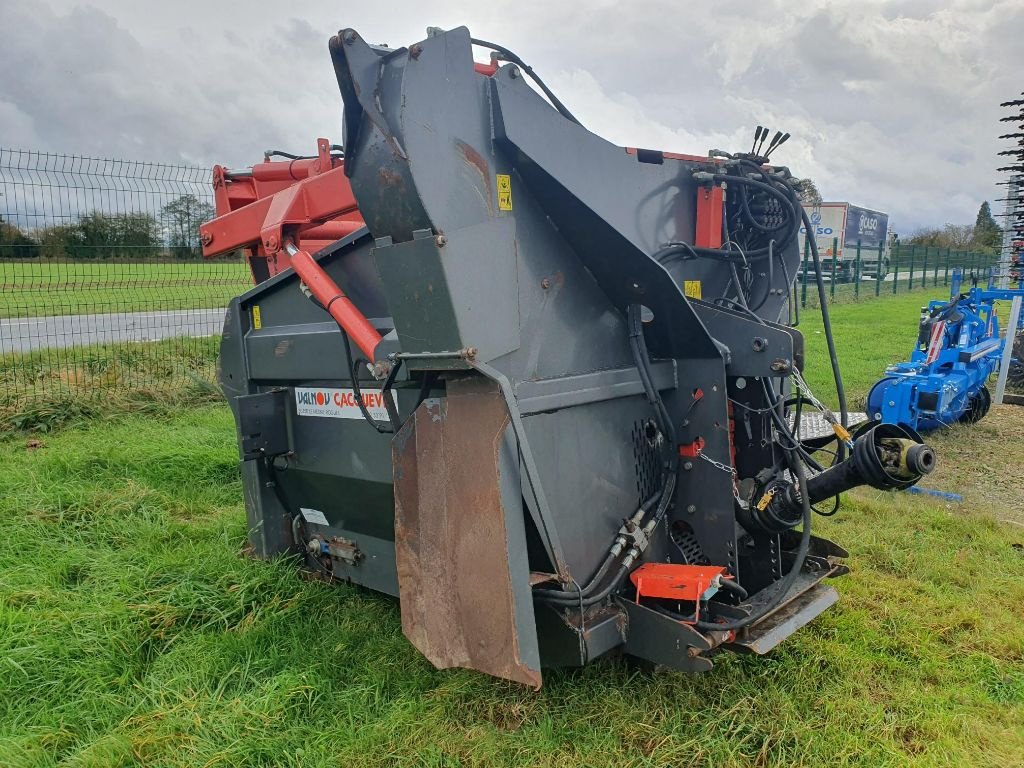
[
  {"x1": 693, "y1": 447, "x2": 812, "y2": 632},
  {"x1": 794, "y1": 201, "x2": 849, "y2": 444},
  {"x1": 469, "y1": 38, "x2": 582, "y2": 126}
]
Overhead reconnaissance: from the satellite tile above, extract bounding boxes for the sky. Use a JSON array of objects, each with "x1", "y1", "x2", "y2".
[{"x1": 1, "y1": 0, "x2": 1022, "y2": 234}]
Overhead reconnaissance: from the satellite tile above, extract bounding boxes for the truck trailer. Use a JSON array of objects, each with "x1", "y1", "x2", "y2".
[{"x1": 798, "y1": 202, "x2": 891, "y2": 281}]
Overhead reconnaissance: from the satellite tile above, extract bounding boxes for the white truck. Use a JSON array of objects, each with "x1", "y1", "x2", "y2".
[{"x1": 798, "y1": 202, "x2": 892, "y2": 282}]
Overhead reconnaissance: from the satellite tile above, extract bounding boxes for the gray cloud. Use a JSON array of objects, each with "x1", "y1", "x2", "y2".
[{"x1": 2, "y1": 0, "x2": 1021, "y2": 232}]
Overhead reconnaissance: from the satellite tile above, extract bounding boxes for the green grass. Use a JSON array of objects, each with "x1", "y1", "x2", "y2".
[
  {"x1": 0, "y1": 337, "x2": 221, "y2": 433},
  {"x1": 800, "y1": 290, "x2": 938, "y2": 410},
  {"x1": 0, "y1": 406, "x2": 1021, "y2": 767},
  {"x1": 0, "y1": 261, "x2": 252, "y2": 319},
  {"x1": 0, "y1": 290, "x2": 1022, "y2": 766}
]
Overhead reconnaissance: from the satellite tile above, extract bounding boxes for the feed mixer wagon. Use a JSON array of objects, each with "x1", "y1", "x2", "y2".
[{"x1": 200, "y1": 26, "x2": 936, "y2": 686}]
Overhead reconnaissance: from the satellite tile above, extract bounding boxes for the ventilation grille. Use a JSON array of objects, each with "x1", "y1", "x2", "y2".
[
  {"x1": 671, "y1": 521, "x2": 707, "y2": 565},
  {"x1": 631, "y1": 419, "x2": 661, "y2": 507}
]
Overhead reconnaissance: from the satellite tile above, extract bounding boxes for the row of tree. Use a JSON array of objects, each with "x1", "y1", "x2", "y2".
[
  {"x1": 0, "y1": 194, "x2": 215, "y2": 259},
  {"x1": 905, "y1": 202, "x2": 1003, "y2": 252}
]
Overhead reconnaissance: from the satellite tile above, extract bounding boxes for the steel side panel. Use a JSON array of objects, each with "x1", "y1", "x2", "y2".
[{"x1": 392, "y1": 377, "x2": 541, "y2": 687}]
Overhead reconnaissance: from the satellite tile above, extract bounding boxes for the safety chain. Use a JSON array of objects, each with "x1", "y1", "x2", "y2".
[
  {"x1": 790, "y1": 368, "x2": 853, "y2": 446},
  {"x1": 699, "y1": 451, "x2": 738, "y2": 476}
]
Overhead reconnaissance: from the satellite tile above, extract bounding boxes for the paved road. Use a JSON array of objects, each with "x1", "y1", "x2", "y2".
[{"x1": 0, "y1": 308, "x2": 227, "y2": 353}]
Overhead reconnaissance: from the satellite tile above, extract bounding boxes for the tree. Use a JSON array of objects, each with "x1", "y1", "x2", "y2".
[
  {"x1": 37, "y1": 224, "x2": 85, "y2": 259},
  {"x1": 0, "y1": 216, "x2": 40, "y2": 259},
  {"x1": 77, "y1": 211, "x2": 160, "y2": 258},
  {"x1": 161, "y1": 194, "x2": 215, "y2": 259},
  {"x1": 796, "y1": 177, "x2": 823, "y2": 206},
  {"x1": 907, "y1": 223, "x2": 975, "y2": 250},
  {"x1": 973, "y1": 201, "x2": 1002, "y2": 251}
]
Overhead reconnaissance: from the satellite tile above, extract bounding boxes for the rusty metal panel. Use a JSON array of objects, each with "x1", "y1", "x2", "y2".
[{"x1": 392, "y1": 376, "x2": 541, "y2": 688}]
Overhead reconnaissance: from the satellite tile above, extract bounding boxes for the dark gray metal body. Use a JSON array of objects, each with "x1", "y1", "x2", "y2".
[{"x1": 219, "y1": 26, "x2": 848, "y2": 686}]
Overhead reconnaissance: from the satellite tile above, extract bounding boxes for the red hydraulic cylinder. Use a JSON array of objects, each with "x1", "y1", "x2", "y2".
[{"x1": 285, "y1": 242, "x2": 383, "y2": 360}]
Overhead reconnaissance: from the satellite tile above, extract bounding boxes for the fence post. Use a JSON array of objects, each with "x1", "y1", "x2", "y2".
[
  {"x1": 801, "y1": 237, "x2": 809, "y2": 309},
  {"x1": 830, "y1": 236, "x2": 838, "y2": 301},
  {"x1": 876, "y1": 241, "x2": 883, "y2": 296},
  {"x1": 855, "y1": 239, "x2": 861, "y2": 299},
  {"x1": 892, "y1": 240, "x2": 899, "y2": 294},
  {"x1": 944, "y1": 248, "x2": 950, "y2": 286},
  {"x1": 921, "y1": 246, "x2": 929, "y2": 289},
  {"x1": 907, "y1": 245, "x2": 916, "y2": 291}
]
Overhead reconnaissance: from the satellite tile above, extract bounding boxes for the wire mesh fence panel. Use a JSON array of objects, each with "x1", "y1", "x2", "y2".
[
  {"x1": 799, "y1": 241, "x2": 1002, "y2": 309},
  {"x1": 0, "y1": 148, "x2": 252, "y2": 427}
]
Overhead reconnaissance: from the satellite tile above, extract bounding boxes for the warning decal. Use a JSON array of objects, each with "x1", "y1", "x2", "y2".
[
  {"x1": 295, "y1": 387, "x2": 396, "y2": 420},
  {"x1": 252, "y1": 305, "x2": 262, "y2": 329},
  {"x1": 497, "y1": 174, "x2": 513, "y2": 211},
  {"x1": 683, "y1": 280, "x2": 702, "y2": 300}
]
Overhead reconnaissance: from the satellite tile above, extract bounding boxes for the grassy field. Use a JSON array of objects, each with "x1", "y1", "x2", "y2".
[
  {"x1": 0, "y1": 261, "x2": 252, "y2": 319},
  {"x1": 0, "y1": 292, "x2": 1022, "y2": 767}
]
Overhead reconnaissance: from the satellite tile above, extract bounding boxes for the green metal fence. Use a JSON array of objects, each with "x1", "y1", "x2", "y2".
[
  {"x1": 0, "y1": 145, "x2": 1009, "y2": 429},
  {"x1": 798, "y1": 239, "x2": 1001, "y2": 309},
  {"x1": 0, "y1": 147, "x2": 251, "y2": 429}
]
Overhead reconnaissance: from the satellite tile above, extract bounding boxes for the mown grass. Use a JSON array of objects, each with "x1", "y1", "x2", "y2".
[
  {"x1": 0, "y1": 261, "x2": 251, "y2": 319},
  {"x1": 0, "y1": 290, "x2": 1022, "y2": 767},
  {"x1": 800, "y1": 290, "x2": 940, "y2": 410}
]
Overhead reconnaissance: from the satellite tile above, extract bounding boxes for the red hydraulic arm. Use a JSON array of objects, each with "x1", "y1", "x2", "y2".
[
  {"x1": 200, "y1": 138, "x2": 364, "y2": 281},
  {"x1": 200, "y1": 138, "x2": 381, "y2": 360},
  {"x1": 284, "y1": 241, "x2": 382, "y2": 360}
]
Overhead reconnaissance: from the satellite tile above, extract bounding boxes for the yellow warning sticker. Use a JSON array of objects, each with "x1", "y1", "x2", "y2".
[
  {"x1": 683, "y1": 280, "x2": 702, "y2": 300},
  {"x1": 497, "y1": 174, "x2": 513, "y2": 211},
  {"x1": 252, "y1": 305, "x2": 262, "y2": 330}
]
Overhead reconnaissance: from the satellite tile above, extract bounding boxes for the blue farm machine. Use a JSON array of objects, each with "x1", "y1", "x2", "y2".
[{"x1": 868, "y1": 268, "x2": 1024, "y2": 431}]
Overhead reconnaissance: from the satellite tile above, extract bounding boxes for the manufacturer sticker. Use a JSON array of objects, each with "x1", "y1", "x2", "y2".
[
  {"x1": 683, "y1": 280, "x2": 702, "y2": 300},
  {"x1": 299, "y1": 507, "x2": 329, "y2": 526},
  {"x1": 496, "y1": 173, "x2": 513, "y2": 211},
  {"x1": 294, "y1": 387, "x2": 395, "y2": 420},
  {"x1": 252, "y1": 305, "x2": 262, "y2": 330}
]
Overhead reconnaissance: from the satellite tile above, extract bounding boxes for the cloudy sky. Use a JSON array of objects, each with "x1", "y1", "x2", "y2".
[{"x1": 2, "y1": 0, "x2": 1021, "y2": 233}]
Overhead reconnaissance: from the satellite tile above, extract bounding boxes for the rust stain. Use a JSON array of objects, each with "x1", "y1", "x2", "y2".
[
  {"x1": 455, "y1": 139, "x2": 493, "y2": 214},
  {"x1": 378, "y1": 168, "x2": 405, "y2": 189},
  {"x1": 393, "y1": 378, "x2": 541, "y2": 688},
  {"x1": 274, "y1": 340, "x2": 292, "y2": 358}
]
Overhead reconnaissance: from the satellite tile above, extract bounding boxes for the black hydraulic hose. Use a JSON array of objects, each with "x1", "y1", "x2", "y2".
[
  {"x1": 265, "y1": 459, "x2": 334, "y2": 577},
  {"x1": 654, "y1": 240, "x2": 749, "y2": 266},
  {"x1": 747, "y1": 239, "x2": 777, "y2": 313},
  {"x1": 719, "y1": 578, "x2": 749, "y2": 600},
  {"x1": 686, "y1": 174, "x2": 800, "y2": 260},
  {"x1": 627, "y1": 304, "x2": 677, "y2": 461},
  {"x1": 469, "y1": 38, "x2": 582, "y2": 126},
  {"x1": 533, "y1": 489, "x2": 664, "y2": 602},
  {"x1": 760, "y1": 378, "x2": 824, "y2": 471},
  {"x1": 776, "y1": 240, "x2": 799, "y2": 327},
  {"x1": 342, "y1": 332, "x2": 394, "y2": 434},
  {"x1": 538, "y1": 475, "x2": 677, "y2": 607},
  {"x1": 541, "y1": 565, "x2": 630, "y2": 608},
  {"x1": 301, "y1": 286, "x2": 396, "y2": 434},
  {"x1": 264, "y1": 149, "x2": 308, "y2": 160},
  {"x1": 738, "y1": 183, "x2": 789, "y2": 233},
  {"x1": 795, "y1": 201, "x2": 849, "y2": 446},
  {"x1": 694, "y1": 448, "x2": 812, "y2": 632}
]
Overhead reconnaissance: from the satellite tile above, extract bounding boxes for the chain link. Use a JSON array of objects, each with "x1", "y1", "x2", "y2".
[{"x1": 699, "y1": 451, "x2": 737, "y2": 475}]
